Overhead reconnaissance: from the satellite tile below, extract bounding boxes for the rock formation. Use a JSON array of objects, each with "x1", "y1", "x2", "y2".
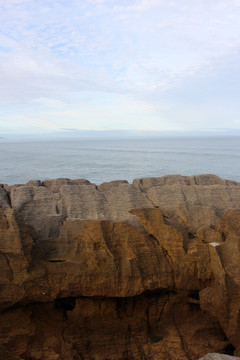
[
  {"x1": 199, "y1": 354, "x2": 240, "y2": 360},
  {"x1": 0, "y1": 174, "x2": 240, "y2": 360}
]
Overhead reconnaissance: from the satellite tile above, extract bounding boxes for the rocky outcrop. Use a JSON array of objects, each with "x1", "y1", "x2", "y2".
[
  {"x1": 0, "y1": 175, "x2": 240, "y2": 360},
  {"x1": 199, "y1": 354, "x2": 240, "y2": 360}
]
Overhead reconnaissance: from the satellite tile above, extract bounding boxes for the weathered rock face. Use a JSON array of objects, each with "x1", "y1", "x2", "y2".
[
  {"x1": 199, "y1": 354, "x2": 240, "y2": 360},
  {"x1": 0, "y1": 175, "x2": 240, "y2": 360}
]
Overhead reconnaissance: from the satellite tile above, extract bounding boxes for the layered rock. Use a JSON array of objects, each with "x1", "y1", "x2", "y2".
[
  {"x1": 0, "y1": 175, "x2": 240, "y2": 360},
  {"x1": 199, "y1": 354, "x2": 240, "y2": 360}
]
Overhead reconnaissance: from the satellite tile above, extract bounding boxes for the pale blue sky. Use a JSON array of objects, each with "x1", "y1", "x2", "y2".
[{"x1": 0, "y1": 0, "x2": 240, "y2": 136}]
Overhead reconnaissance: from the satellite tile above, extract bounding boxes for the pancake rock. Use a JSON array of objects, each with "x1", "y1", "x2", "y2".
[
  {"x1": 199, "y1": 354, "x2": 240, "y2": 360},
  {"x1": 0, "y1": 175, "x2": 240, "y2": 360}
]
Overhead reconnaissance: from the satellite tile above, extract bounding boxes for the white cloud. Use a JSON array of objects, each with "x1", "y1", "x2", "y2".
[{"x1": 0, "y1": 0, "x2": 240, "y2": 133}]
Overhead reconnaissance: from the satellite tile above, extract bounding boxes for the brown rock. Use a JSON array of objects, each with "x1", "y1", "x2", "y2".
[
  {"x1": 0, "y1": 185, "x2": 10, "y2": 209},
  {"x1": 133, "y1": 174, "x2": 239, "y2": 193},
  {"x1": 5, "y1": 181, "x2": 154, "y2": 239},
  {"x1": 9, "y1": 185, "x2": 63, "y2": 238},
  {"x1": 200, "y1": 210, "x2": 240, "y2": 356},
  {"x1": 42, "y1": 177, "x2": 91, "y2": 192},
  {"x1": 0, "y1": 175, "x2": 240, "y2": 359},
  {"x1": 97, "y1": 179, "x2": 129, "y2": 191},
  {"x1": 0, "y1": 345, "x2": 24, "y2": 360}
]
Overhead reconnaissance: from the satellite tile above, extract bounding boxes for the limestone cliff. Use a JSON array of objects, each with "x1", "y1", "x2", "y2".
[{"x1": 0, "y1": 175, "x2": 240, "y2": 360}]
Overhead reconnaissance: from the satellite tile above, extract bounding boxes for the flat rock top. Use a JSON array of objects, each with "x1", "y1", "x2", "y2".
[
  {"x1": 199, "y1": 354, "x2": 240, "y2": 360},
  {"x1": 0, "y1": 174, "x2": 240, "y2": 239}
]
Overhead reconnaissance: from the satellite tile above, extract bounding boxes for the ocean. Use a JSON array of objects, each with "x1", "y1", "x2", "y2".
[{"x1": 0, "y1": 136, "x2": 240, "y2": 185}]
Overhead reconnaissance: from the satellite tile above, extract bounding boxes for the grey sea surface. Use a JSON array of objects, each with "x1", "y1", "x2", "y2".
[{"x1": 0, "y1": 136, "x2": 240, "y2": 185}]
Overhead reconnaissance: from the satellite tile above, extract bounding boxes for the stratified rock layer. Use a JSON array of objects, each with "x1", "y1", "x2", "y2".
[
  {"x1": 0, "y1": 175, "x2": 240, "y2": 360},
  {"x1": 199, "y1": 354, "x2": 240, "y2": 360}
]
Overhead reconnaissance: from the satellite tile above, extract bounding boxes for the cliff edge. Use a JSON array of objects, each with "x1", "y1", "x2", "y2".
[{"x1": 0, "y1": 174, "x2": 240, "y2": 360}]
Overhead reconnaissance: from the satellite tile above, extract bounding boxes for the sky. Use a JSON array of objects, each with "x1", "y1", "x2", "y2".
[{"x1": 0, "y1": 0, "x2": 240, "y2": 137}]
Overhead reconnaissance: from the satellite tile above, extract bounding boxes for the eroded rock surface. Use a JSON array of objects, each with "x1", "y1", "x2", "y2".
[
  {"x1": 199, "y1": 354, "x2": 240, "y2": 360},
  {"x1": 0, "y1": 174, "x2": 240, "y2": 360}
]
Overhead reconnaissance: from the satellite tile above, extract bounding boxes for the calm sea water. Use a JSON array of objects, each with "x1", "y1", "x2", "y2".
[{"x1": 0, "y1": 136, "x2": 239, "y2": 185}]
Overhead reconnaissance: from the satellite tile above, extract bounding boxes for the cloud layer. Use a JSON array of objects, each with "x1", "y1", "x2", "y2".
[{"x1": 0, "y1": 0, "x2": 240, "y2": 134}]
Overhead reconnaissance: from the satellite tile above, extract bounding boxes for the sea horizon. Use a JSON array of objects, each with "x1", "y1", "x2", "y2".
[
  {"x1": 1, "y1": 128, "x2": 240, "y2": 140},
  {"x1": 1, "y1": 134, "x2": 240, "y2": 186}
]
